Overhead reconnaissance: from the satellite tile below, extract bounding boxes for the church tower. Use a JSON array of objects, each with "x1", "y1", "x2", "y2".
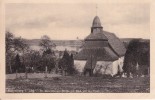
[{"x1": 74, "y1": 15, "x2": 126, "y2": 76}]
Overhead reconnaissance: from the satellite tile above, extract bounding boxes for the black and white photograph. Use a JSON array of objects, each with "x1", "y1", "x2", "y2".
[{"x1": 3, "y1": 0, "x2": 150, "y2": 94}]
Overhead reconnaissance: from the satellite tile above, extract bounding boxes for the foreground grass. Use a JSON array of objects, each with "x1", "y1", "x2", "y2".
[{"x1": 6, "y1": 76, "x2": 150, "y2": 93}]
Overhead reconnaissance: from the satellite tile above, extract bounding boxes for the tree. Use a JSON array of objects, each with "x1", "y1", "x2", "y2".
[
  {"x1": 123, "y1": 39, "x2": 141, "y2": 77},
  {"x1": 13, "y1": 37, "x2": 29, "y2": 53},
  {"x1": 70, "y1": 53, "x2": 74, "y2": 68},
  {"x1": 22, "y1": 50, "x2": 42, "y2": 72},
  {"x1": 6, "y1": 51, "x2": 16, "y2": 74},
  {"x1": 5, "y1": 31, "x2": 30, "y2": 73},
  {"x1": 58, "y1": 50, "x2": 76, "y2": 75},
  {"x1": 6, "y1": 31, "x2": 14, "y2": 52},
  {"x1": 41, "y1": 53, "x2": 55, "y2": 73},
  {"x1": 13, "y1": 37, "x2": 30, "y2": 74},
  {"x1": 6, "y1": 32, "x2": 29, "y2": 53},
  {"x1": 58, "y1": 50, "x2": 69, "y2": 75},
  {"x1": 67, "y1": 53, "x2": 75, "y2": 75},
  {"x1": 38, "y1": 35, "x2": 56, "y2": 73},
  {"x1": 6, "y1": 32, "x2": 15, "y2": 73},
  {"x1": 39, "y1": 35, "x2": 55, "y2": 51},
  {"x1": 14, "y1": 54, "x2": 23, "y2": 73},
  {"x1": 137, "y1": 41, "x2": 150, "y2": 76}
]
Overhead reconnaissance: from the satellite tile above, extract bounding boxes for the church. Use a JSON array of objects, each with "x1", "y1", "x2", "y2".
[{"x1": 74, "y1": 16, "x2": 126, "y2": 76}]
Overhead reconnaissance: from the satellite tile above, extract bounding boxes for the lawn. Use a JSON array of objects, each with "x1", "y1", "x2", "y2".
[{"x1": 6, "y1": 75, "x2": 150, "y2": 93}]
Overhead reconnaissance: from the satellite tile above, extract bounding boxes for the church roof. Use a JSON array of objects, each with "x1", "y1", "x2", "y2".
[
  {"x1": 92, "y1": 16, "x2": 102, "y2": 28},
  {"x1": 84, "y1": 30, "x2": 126, "y2": 56},
  {"x1": 83, "y1": 41, "x2": 109, "y2": 48},
  {"x1": 85, "y1": 32, "x2": 108, "y2": 41},
  {"x1": 103, "y1": 31, "x2": 126, "y2": 57},
  {"x1": 74, "y1": 47, "x2": 119, "y2": 61}
]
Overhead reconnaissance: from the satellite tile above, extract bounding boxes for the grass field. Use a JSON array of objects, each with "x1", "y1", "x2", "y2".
[{"x1": 6, "y1": 74, "x2": 150, "y2": 93}]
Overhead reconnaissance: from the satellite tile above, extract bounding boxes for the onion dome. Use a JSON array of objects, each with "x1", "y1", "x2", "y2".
[{"x1": 92, "y1": 16, "x2": 102, "y2": 28}]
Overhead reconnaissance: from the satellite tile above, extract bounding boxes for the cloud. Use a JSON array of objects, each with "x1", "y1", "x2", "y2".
[
  {"x1": 5, "y1": 3, "x2": 150, "y2": 39},
  {"x1": 99, "y1": 3, "x2": 150, "y2": 26}
]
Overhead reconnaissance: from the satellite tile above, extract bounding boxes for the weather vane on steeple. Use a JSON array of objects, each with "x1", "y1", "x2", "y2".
[{"x1": 96, "y1": 4, "x2": 98, "y2": 16}]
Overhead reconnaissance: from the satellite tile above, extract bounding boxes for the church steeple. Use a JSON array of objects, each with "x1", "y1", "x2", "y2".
[
  {"x1": 85, "y1": 15, "x2": 107, "y2": 41},
  {"x1": 91, "y1": 16, "x2": 103, "y2": 33},
  {"x1": 92, "y1": 16, "x2": 102, "y2": 28}
]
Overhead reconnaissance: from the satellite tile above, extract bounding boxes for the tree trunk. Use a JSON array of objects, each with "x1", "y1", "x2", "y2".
[
  {"x1": 9, "y1": 57, "x2": 12, "y2": 73},
  {"x1": 16, "y1": 70, "x2": 18, "y2": 79},
  {"x1": 9, "y1": 65, "x2": 12, "y2": 73}
]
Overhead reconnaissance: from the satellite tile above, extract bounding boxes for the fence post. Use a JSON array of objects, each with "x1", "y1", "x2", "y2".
[
  {"x1": 25, "y1": 67, "x2": 28, "y2": 79},
  {"x1": 16, "y1": 70, "x2": 18, "y2": 79},
  {"x1": 45, "y1": 66, "x2": 48, "y2": 78}
]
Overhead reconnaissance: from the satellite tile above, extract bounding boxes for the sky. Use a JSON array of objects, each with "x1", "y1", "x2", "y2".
[{"x1": 5, "y1": 2, "x2": 150, "y2": 40}]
